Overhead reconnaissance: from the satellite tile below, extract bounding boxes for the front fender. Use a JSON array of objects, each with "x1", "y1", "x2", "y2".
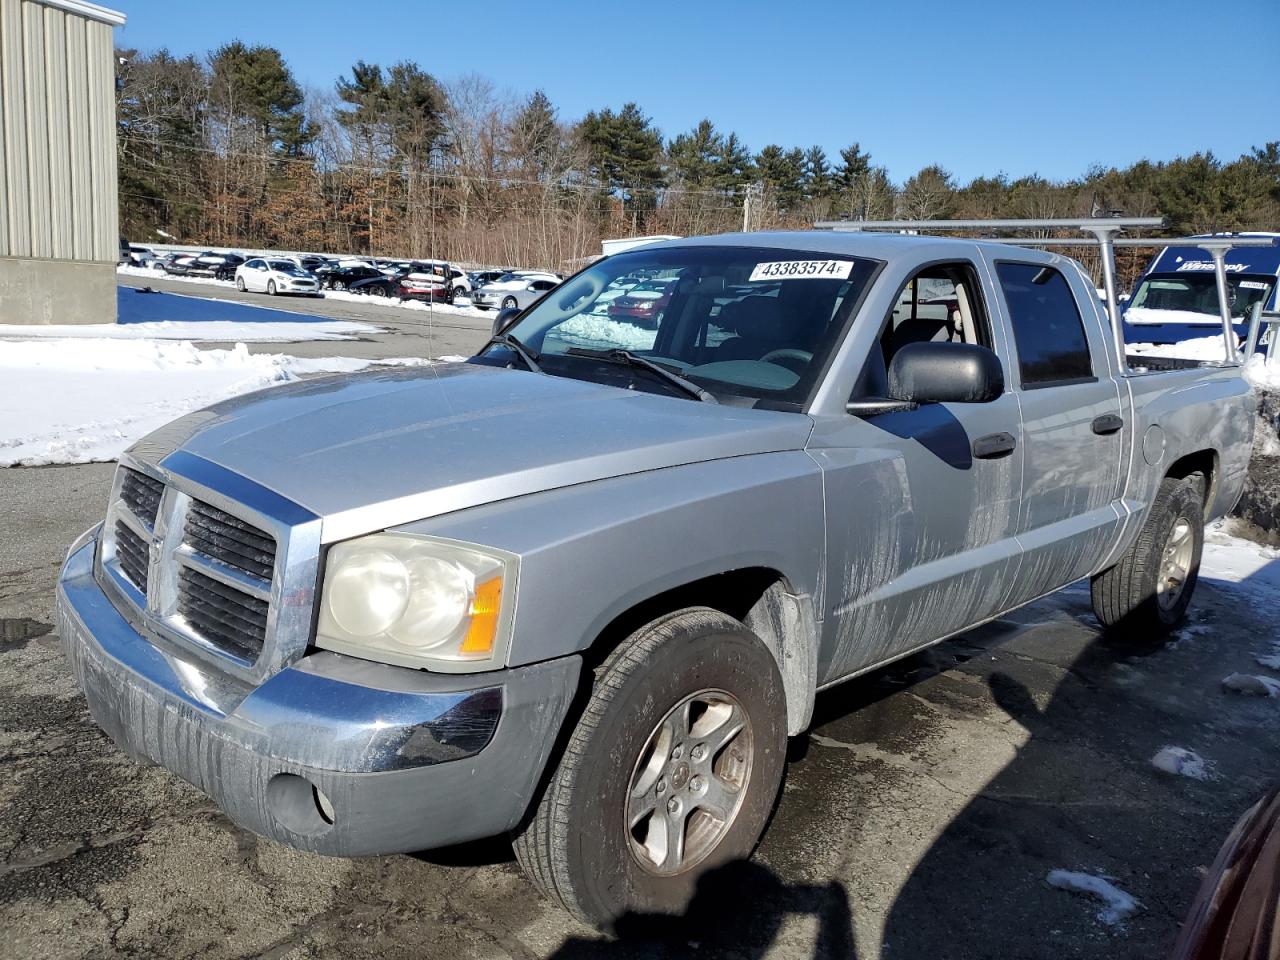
[{"x1": 396, "y1": 452, "x2": 825, "y2": 669}]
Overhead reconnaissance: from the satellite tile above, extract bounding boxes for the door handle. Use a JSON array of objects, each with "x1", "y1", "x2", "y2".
[
  {"x1": 972, "y1": 432, "x2": 1017, "y2": 459},
  {"x1": 1092, "y1": 414, "x2": 1124, "y2": 435}
]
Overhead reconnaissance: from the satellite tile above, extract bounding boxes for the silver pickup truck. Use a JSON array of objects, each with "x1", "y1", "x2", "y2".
[{"x1": 57, "y1": 231, "x2": 1254, "y2": 927}]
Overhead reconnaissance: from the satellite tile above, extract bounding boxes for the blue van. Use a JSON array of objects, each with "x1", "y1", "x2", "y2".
[{"x1": 1123, "y1": 233, "x2": 1280, "y2": 345}]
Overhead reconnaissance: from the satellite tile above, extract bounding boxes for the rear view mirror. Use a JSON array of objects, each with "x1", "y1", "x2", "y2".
[
  {"x1": 887, "y1": 342, "x2": 1004, "y2": 404},
  {"x1": 492, "y1": 306, "x2": 521, "y2": 336}
]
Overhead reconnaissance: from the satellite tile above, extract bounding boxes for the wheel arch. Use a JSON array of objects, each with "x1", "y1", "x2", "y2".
[
  {"x1": 581, "y1": 567, "x2": 818, "y2": 736},
  {"x1": 1165, "y1": 448, "x2": 1218, "y2": 519}
]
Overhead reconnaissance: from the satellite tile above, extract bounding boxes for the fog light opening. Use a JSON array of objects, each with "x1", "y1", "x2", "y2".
[
  {"x1": 266, "y1": 773, "x2": 336, "y2": 837},
  {"x1": 313, "y1": 784, "x2": 335, "y2": 825}
]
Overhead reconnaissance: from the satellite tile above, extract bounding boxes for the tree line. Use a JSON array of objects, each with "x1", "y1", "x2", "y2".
[{"x1": 116, "y1": 42, "x2": 1280, "y2": 278}]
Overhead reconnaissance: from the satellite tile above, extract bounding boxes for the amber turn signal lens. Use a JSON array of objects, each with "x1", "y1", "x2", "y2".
[{"x1": 460, "y1": 576, "x2": 503, "y2": 654}]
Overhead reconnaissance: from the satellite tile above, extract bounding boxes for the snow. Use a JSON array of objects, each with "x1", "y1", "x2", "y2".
[
  {"x1": 1045, "y1": 870, "x2": 1141, "y2": 925},
  {"x1": 1151, "y1": 746, "x2": 1214, "y2": 780},
  {"x1": 1125, "y1": 307, "x2": 1227, "y2": 326},
  {"x1": 1221, "y1": 673, "x2": 1280, "y2": 697},
  {"x1": 0, "y1": 338, "x2": 429, "y2": 467},
  {"x1": 0, "y1": 320, "x2": 372, "y2": 342},
  {"x1": 1127, "y1": 335, "x2": 1280, "y2": 388},
  {"x1": 1202, "y1": 523, "x2": 1280, "y2": 600},
  {"x1": 552, "y1": 315, "x2": 658, "y2": 350}
]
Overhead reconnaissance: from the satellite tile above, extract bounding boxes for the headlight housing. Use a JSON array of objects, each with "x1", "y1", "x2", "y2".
[{"x1": 315, "y1": 533, "x2": 516, "y2": 672}]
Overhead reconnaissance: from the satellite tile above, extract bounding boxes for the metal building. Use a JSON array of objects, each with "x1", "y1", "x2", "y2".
[{"x1": 0, "y1": 0, "x2": 125, "y2": 324}]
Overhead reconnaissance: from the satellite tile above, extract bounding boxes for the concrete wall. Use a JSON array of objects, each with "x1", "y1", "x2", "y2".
[{"x1": 0, "y1": 0, "x2": 124, "y2": 324}]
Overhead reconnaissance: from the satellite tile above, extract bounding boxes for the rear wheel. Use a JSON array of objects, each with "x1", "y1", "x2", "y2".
[
  {"x1": 513, "y1": 608, "x2": 787, "y2": 929},
  {"x1": 371, "y1": 286, "x2": 387, "y2": 297},
  {"x1": 1092, "y1": 475, "x2": 1204, "y2": 638}
]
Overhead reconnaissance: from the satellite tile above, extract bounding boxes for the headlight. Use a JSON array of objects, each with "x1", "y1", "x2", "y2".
[{"x1": 316, "y1": 533, "x2": 516, "y2": 671}]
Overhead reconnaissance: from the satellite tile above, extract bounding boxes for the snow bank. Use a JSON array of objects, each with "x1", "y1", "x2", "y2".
[
  {"x1": 1202, "y1": 524, "x2": 1280, "y2": 598},
  {"x1": 1151, "y1": 746, "x2": 1214, "y2": 780},
  {"x1": 1222, "y1": 673, "x2": 1280, "y2": 697},
  {"x1": 0, "y1": 338, "x2": 428, "y2": 467},
  {"x1": 1046, "y1": 870, "x2": 1141, "y2": 925}
]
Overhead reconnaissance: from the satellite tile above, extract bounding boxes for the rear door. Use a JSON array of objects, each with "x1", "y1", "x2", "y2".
[{"x1": 984, "y1": 256, "x2": 1126, "y2": 605}]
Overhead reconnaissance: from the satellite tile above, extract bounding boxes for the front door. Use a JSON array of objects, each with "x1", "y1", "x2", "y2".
[{"x1": 811, "y1": 259, "x2": 1026, "y2": 682}]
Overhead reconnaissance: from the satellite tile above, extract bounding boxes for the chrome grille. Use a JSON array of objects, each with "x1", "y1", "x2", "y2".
[
  {"x1": 97, "y1": 454, "x2": 321, "y2": 680},
  {"x1": 113, "y1": 520, "x2": 150, "y2": 591},
  {"x1": 120, "y1": 467, "x2": 164, "y2": 526},
  {"x1": 184, "y1": 500, "x2": 276, "y2": 580},
  {"x1": 176, "y1": 566, "x2": 270, "y2": 661}
]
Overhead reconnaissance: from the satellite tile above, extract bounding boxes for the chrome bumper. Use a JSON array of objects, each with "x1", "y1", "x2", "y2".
[{"x1": 58, "y1": 531, "x2": 581, "y2": 855}]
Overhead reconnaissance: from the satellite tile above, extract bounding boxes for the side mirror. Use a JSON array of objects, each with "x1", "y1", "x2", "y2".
[
  {"x1": 887, "y1": 342, "x2": 1004, "y2": 404},
  {"x1": 492, "y1": 306, "x2": 521, "y2": 336}
]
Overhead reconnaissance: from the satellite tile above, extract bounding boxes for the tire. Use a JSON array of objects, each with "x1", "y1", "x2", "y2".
[
  {"x1": 502, "y1": 296, "x2": 518, "y2": 310},
  {"x1": 235, "y1": 277, "x2": 246, "y2": 292},
  {"x1": 267, "y1": 280, "x2": 277, "y2": 296},
  {"x1": 1091, "y1": 475, "x2": 1204, "y2": 637},
  {"x1": 512, "y1": 608, "x2": 787, "y2": 929},
  {"x1": 371, "y1": 286, "x2": 387, "y2": 298}
]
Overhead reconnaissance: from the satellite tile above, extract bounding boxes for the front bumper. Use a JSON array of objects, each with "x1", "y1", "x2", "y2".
[{"x1": 57, "y1": 532, "x2": 580, "y2": 856}]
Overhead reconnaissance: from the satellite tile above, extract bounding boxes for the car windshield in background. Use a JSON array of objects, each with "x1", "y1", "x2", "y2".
[
  {"x1": 492, "y1": 245, "x2": 879, "y2": 407},
  {"x1": 1128, "y1": 273, "x2": 1274, "y2": 320}
]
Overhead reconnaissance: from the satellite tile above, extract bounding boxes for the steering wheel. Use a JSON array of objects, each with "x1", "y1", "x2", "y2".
[{"x1": 759, "y1": 348, "x2": 813, "y2": 374}]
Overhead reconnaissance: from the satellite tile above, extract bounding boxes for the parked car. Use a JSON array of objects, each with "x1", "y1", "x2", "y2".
[
  {"x1": 470, "y1": 271, "x2": 560, "y2": 311},
  {"x1": 58, "y1": 231, "x2": 1255, "y2": 930},
  {"x1": 469, "y1": 269, "x2": 512, "y2": 289},
  {"x1": 606, "y1": 277, "x2": 676, "y2": 327},
  {"x1": 410, "y1": 259, "x2": 472, "y2": 299},
  {"x1": 234, "y1": 258, "x2": 322, "y2": 296},
  {"x1": 284, "y1": 255, "x2": 331, "y2": 276},
  {"x1": 319, "y1": 263, "x2": 384, "y2": 290},
  {"x1": 1123, "y1": 232, "x2": 1280, "y2": 346},
  {"x1": 124, "y1": 244, "x2": 160, "y2": 268},
  {"x1": 162, "y1": 250, "x2": 244, "y2": 280}
]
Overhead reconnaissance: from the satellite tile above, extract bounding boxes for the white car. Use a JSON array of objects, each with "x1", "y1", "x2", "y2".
[
  {"x1": 234, "y1": 258, "x2": 322, "y2": 297},
  {"x1": 470, "y1": 271, "x2": 560, "y2": 311}
]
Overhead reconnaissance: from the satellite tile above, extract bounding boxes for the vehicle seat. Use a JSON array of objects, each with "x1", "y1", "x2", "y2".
[
  {"x1": 885, "y1": 309, "x2": 957, "y2": 359},
  {"x1": 716, "y1": 296, "x2": 796, "y2": 360}
]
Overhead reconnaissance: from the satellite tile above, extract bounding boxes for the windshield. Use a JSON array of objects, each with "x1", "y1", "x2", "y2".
[
  {"x1": 1127, "y1": 272, "x2": 1274, "y2": 321},
  {"x1": 269, "y1": 260, "x2": 302, "y2": 274},
  {"x1": 487, "y1": 245, "x2": 879, "y2": 407}
]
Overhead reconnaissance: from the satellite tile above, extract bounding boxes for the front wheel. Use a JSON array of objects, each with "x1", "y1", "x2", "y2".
[
  {"x1": 1092, "y1": 475, "x2": 1204, "y2": 638},
  {"x1": 513, "y1": 608, "x2": 787, "y2": 929},
  {"x1": 502, "y1": 296, "x2": 518, "y2": 310},
  {"x1": 267, "y1": 280, "x2": 276, "y2": 296}
]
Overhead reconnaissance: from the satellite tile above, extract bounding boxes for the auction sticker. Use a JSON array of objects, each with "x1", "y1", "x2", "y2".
[{"x1": 749, "y1": 259, "x2": 853, "y2": 282}]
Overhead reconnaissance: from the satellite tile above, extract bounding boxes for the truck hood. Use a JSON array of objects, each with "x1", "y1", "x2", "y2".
[{"x1": 134, "y1": 362, "x2": 813, "y2": 542}]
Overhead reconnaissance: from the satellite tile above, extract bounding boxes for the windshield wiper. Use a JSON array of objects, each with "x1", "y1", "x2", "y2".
[
  {"x1": 565, "y1": 348, "x2": 718, "y2": 403},
  {"x1": 486, "y1": 333, "x2": 543, "y2": 373}
]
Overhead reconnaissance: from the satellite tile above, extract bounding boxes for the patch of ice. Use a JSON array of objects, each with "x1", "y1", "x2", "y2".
[
  {"x1": 1222, "y1": 673, "x2": 1280, "y2": 697},
  {"x1": 0, "y1": 337, "x2": 429, "y2": 466},
  {"x1": 1046, "y1": 870, "x2": 1141, "y2": 925},
  {"x1": 435, "y1": 355, "x2": 468, "y2": 362},
  {"x1": 1151, "y1": 746, "x2": 1214, "y2": 780}
]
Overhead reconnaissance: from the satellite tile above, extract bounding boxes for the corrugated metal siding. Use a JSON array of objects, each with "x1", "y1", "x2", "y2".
[{"x1": 0, "y1": 0, "x2": 118, "y2": 263}]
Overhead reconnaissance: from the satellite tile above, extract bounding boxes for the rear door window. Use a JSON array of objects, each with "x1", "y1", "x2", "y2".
[{"x1": 996, "y1": 262, "x2": 1095, "y2": 387}]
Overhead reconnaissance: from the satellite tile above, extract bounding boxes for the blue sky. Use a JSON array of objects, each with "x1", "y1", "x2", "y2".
[{"x1": 112, "y1": 0, "x2": 1276, "y2": 184}]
